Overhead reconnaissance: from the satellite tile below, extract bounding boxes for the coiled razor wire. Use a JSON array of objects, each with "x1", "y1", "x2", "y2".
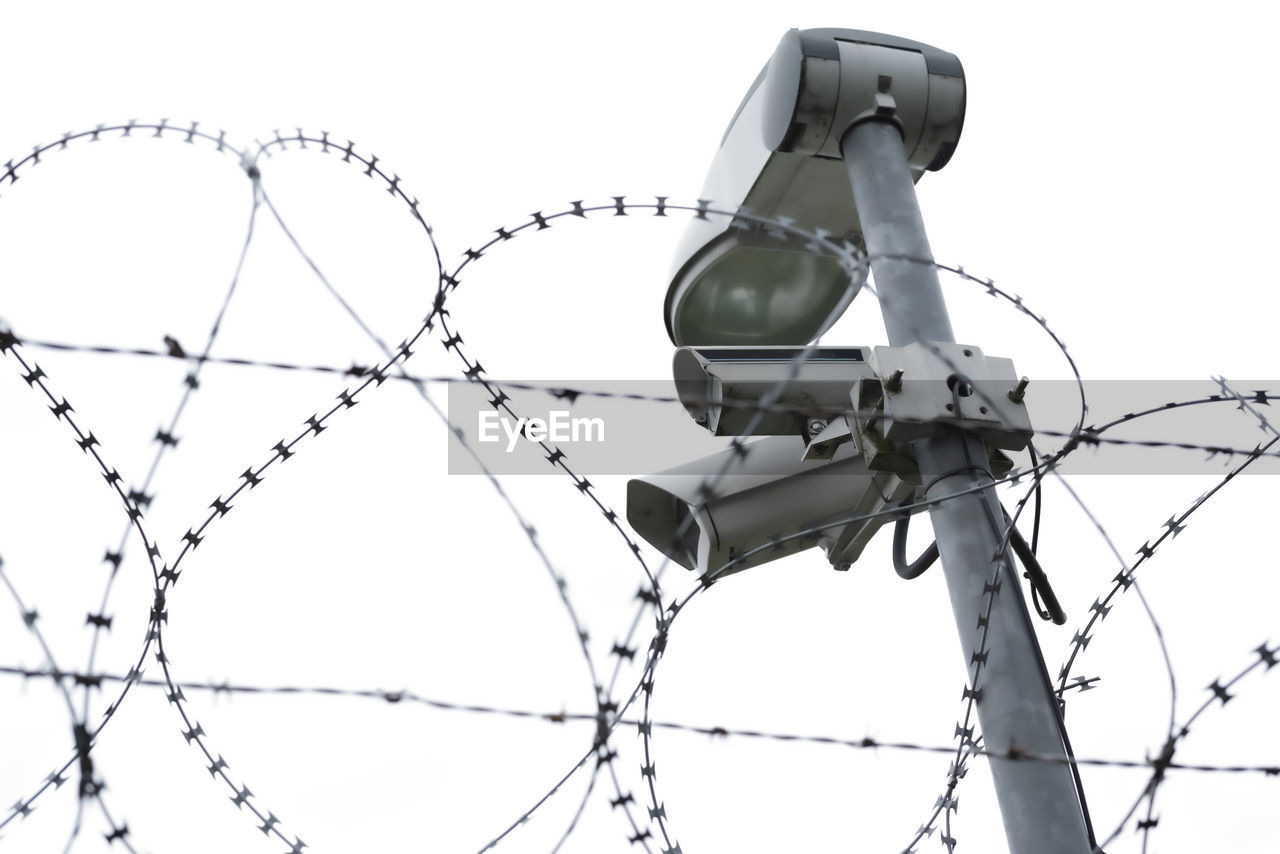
[{"x1": 0, "y1": 122, "x2": 1276, "y2": 854}]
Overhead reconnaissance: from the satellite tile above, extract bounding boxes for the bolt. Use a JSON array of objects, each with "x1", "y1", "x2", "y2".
[
  {"x1": 807, "y1": 418, "x2": 827, "y2": 436},
  {"x1": 1008, "y1": 376, "x2": 1030, "y2": 404}
]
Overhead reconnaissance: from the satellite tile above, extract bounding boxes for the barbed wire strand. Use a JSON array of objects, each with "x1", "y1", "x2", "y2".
[{"x1": 3, "y1": 663, "x2": 1276, "y2": 778}]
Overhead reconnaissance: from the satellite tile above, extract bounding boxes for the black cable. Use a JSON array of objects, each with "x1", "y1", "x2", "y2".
[
  {"x1": 1028, "y1": 444, "x2": 1043, "y2": 554},
  {"x1": 892, "y1": 499, "x2": 939, "y2": 579},
  {"x1": 1003, "y1": 508, "x2": 1067, "y2": 626},
  {"x1": 997, "y1": 525, "x2": 1101, "y2": 850},
  {"x1": 948, "y1": 380, "x2": 1099, "y2": 850},
  {"x1": 1029, "y1": 581, "x2": 1051, "y2": 622}
]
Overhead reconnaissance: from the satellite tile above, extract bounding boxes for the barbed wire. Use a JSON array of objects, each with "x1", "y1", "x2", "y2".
[
  {"x1": 1, "y1": 123, "x2": 666, "y2": 854},
  {"x1": 0, "y1": 119, "x2": 1275, "y2": 854},
  {"x1": 401, "y1": 186, "x2": 1088, "y2": 854},
  {"x1": 1, "y1": 663, "x2": 1275, "y2": 779}
]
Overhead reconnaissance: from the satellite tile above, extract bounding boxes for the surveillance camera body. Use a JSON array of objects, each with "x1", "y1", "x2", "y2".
[
  {"x1": 627, "y1": 435, "x2": 913, "y2": 579},
  {"x1": 665, "y1": 28, "x2": 966, "y2": 347},
  {"x1": 630, "y1": 29, "x2": 970, "y2": 580}
]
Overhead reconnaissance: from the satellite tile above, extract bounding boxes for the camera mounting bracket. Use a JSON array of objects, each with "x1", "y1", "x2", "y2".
[{"x1": 847, "y1": 342, "x2": 1032, "y2": 477}]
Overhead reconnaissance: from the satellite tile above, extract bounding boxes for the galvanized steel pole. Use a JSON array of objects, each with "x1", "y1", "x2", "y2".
[{"x1": 842, "y1": 118, "x2": 1094, "y2": 854}]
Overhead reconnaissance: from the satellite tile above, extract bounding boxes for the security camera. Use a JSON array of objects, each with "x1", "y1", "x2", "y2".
[
  {"x1": 673, "y1": 345, "x2": 875, "y2": 438},
  {"x1": 631, "y1": 29, "x2": 968, "y2": 579},
  {"x1": 626, "y1": 435, "x2": 913, "y2": 578},
  {"x1": 665, "y1": 28, "x2": 966, "y2": 347}
]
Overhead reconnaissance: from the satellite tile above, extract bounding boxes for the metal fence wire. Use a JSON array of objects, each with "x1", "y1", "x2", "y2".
[{"x1": 0, "y1": 123, "x2": 1277, "y2": 853}]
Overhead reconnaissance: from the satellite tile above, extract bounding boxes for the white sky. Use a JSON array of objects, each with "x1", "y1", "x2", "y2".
[{"x1": 1, "y1": 3, "x2": 1278, "y2": 853}]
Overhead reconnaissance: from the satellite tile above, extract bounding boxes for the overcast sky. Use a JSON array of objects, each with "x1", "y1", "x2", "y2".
[{"x1": 1, "y1": 3, "x2": 1278, "y2": 853}]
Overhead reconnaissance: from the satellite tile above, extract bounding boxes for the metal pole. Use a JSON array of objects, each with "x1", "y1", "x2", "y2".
[{"x1": 842, "y1": 119, "x2": 1093, "y2": 854}]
